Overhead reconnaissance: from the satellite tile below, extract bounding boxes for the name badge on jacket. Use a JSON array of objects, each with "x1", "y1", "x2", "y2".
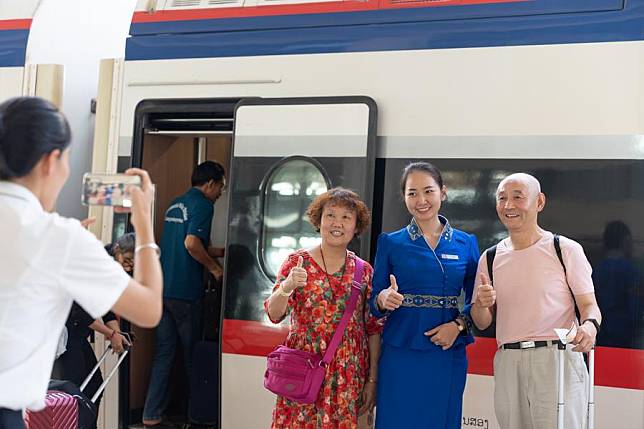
[{"x1": 441, "y1": 254, "x2": 459, "y2": 260}]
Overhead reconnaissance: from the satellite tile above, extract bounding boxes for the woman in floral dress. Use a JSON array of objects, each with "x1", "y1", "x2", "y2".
[{"x1": 265, "y1": 188, "x2": 383, "y2": 429}]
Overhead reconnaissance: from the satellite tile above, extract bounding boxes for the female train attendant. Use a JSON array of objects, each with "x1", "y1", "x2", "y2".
[
  {"x1": 0, "y1": 97, "x2": 162, "y2": 428},
  {"x1": 265, "y1": 188, "x2": 383, "y2": 429},
  {"x1": 370, "y1": 162, "x2": 479, "y2": 429}
]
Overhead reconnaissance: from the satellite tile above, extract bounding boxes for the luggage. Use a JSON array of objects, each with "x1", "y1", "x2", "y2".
[
  {"x1": 554, "y1": 334, "x2": 595, "y2": 429},
  {"x1": 202, "y1": 275, "x2": 221, "y2": 341},
  {"x1": 189, "y1": 276, "x2": 220, "y2": 426},
  {"x1": 25, "y1": 390, "x2": 80, "y2": 429},
  {"x1": 189, "y1": 341, "x2": 218, "y2": 426},
  {"x1": 25, "y1": 341, "x2": 130, "y2": 429}
]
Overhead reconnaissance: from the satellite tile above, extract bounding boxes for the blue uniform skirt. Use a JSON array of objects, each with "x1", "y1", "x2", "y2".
[{"x1": 375, "y1": 343, "x2": 467, "y2": 429}]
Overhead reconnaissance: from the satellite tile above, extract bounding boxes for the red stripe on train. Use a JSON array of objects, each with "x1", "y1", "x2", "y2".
[
  {"x1": 463, "y1": 337, "x2": 644, "y2": 391},
  {"x1": 133, "y1": 1, "x2": 377, "y2": 23},
  {"x1": 222, "y1": 319, "x2": 644, "y2": 390},
  {"x1": 132, "y1": 0, "x2": 524, "y2": 24},
  {"x1": 0, "y1": 19, "x2": 32, "y2": 31}
]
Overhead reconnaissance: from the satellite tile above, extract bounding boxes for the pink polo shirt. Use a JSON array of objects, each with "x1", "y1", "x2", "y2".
[{"x1": 473, "y1": 231, "x2": 595, "y2": 347}]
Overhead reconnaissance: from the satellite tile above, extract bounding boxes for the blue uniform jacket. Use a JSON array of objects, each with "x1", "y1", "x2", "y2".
[{"x1": 370, "y1": 216, "x2": 479, "y2": 350}]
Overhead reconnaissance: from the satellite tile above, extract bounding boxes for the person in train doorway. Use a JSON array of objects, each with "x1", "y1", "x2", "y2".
[
  {"x1": 470, "y1": 173, "x2": 602, "y2": 429},
  {"x1": 370, "y1": 162, "x2": 479, "y2": 429},
  {"x1": 143, "y1": 160, "x2": 226, "y2": 428}
]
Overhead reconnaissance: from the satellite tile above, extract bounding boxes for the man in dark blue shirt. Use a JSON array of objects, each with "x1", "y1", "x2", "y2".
[{"x1": 143, "y1": 161, "x2": 226, "y2": 428}]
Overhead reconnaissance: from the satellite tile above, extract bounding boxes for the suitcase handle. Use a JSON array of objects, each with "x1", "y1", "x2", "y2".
[
  {"x1": 587, "y1": 349, "x2": 595, "y2": 429},
  {"x1": 79, "y1": 332, "x2": 132, "y2": 403},
  {"x1": 556, "y1": 345, "x2": 595, "y2": 429}
]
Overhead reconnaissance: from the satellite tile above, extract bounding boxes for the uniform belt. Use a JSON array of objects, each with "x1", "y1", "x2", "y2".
[
  {"x1": 401, "y1": 294, "x2": 459, "y2": 309},
  {"x1": 501, "y1": 340, "x2": 562, "y2": 350}
]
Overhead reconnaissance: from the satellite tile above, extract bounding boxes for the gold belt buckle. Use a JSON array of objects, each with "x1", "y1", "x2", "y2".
[{"x1": 519, "y1": 341, "x2": 536, "y2": 349}]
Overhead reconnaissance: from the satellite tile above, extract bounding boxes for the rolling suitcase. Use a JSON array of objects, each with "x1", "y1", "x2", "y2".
[
  {"x1": 25, "y1": 341, "x2": 130, "y2": 429},
  {"x1": 554, "y1": 328, "x2": 595, "y2": 429},
  {"x1": 25, "y1": 389, "x2": 80, "y2": 429}
]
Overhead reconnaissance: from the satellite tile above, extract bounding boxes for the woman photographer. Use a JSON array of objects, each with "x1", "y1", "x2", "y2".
[{"x1": 0, "y1": 96, "x2": 163, "y2": 428}]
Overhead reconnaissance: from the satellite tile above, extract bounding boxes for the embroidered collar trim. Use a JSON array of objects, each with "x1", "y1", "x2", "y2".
[{"x1": 406, "y1": 215, "x2": 453, "y2": 242}]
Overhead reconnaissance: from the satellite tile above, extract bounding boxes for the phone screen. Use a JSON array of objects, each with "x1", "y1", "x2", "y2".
[{"x1": 81, "y1": 173, "x2": 142, "y2": 207}]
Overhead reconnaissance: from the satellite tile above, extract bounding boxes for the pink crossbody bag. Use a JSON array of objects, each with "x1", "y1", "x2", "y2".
[{"x1": 263, "y1": 257, "x2": 365, "y2": 404}]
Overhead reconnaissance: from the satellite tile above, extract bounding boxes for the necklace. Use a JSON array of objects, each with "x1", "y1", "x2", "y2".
[{"x1": 319, "y1": 245, "x2": 347, "y2": 287}]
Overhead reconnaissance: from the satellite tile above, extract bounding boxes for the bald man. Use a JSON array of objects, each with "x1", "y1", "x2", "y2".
[{"x1": 471, "y1": 173, "x2": 602, "y2": 429}]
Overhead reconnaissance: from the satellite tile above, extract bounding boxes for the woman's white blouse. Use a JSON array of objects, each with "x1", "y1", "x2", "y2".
[{"x1": 0, "y1": 181, "x2": 130, "y2": 411}]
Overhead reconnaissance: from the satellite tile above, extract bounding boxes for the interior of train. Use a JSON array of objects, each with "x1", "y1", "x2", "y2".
[{"x1": 122, "y1": 101, "x2": 236, "y2": 425}]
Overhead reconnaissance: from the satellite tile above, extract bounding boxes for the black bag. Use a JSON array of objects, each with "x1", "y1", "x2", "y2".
[
  {"x1": 189, "y1": 341, "x2": 219, "y2": 425},
  {"x1": 202, "y1": 275, "x2": 221, "y2": 341}
]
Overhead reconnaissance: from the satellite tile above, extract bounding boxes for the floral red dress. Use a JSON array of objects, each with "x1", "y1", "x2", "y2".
[{"x1": 264, "y1": 249, "x2": 383, "y2": 429}]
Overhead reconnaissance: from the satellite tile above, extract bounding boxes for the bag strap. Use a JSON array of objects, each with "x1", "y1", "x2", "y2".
[
  {"x1": 553, "y1": 234, "x2": 581, "y2": 322},
  {"x1": 322, "y1": 256, "x2": 365, "y2": 365},
  {"x1": 485, "y1": 245, "x2": 497, "y2": 285},
  {"x1": 553, "y1": 234, "x2": 566, "y2": 273}
]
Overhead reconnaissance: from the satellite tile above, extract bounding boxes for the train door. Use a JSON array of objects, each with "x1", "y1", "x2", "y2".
[
  {"x1": 221, "y1": 97, "x2": 377, "y2": 429},
  {"x1": 121, "y1": 98, "x2": 239, "y2": 428}
]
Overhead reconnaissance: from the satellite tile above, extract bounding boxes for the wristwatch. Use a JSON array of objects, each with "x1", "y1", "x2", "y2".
[
  {"x1": 582, "y1": 318, "x2": 601, "y2": 333},
  {"x1": 452, "y1": 319, "x2": 464, "y2": 333},
  {"x1": 459, "y1": 312, "x2": 473, "y2": 335}
]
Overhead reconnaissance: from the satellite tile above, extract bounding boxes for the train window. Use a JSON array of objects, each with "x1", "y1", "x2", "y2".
[
  {"x1": 261, "y1": 157, "x2": 330, "y2": 280},
  {"x1": 161, "y1": 0, "x2": 245, "y2": 10},
  {"x1": 255, "y1": 0, "x2": 337, "y2": 6}
]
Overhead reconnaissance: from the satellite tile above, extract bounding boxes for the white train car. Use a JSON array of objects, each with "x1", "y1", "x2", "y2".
[
  {"x1": 89, "y1": 0, "x2": 644, "y2": 428},
  {"x1": 0, "y1": 2, "x2": 64, "y2": 109},
  {"x1": 0, "y1": 1, "x2": 37, "y2": 101}
]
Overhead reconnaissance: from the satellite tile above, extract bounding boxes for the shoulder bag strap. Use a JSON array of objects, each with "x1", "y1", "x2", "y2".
[
  {"x1": 321, "y1": 256, "x2": 364, "y2": 365},
  {"x1": 553, "y1": 234, "x2": 566, "y2": 273},
  {"x1": 553, "y1": 234, "x2": 580, "y2": 321},
  {"x1": 485, "y1": 245, "x2": 497, "y2": 285},
  {"x1": 483, "y1": 245, "x2": 499, "y2": 325}
]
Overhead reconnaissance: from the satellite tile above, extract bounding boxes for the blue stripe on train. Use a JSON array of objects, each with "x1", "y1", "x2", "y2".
[
  {"x1": 0, "y1": 29, "x2": 29, "y2": 67},
  {"x1": 125, "y1": 0, "x2": 644, "y2": 61},
  {"x1": 129, "y1": 0, "x2": 626, "y2": 36}
]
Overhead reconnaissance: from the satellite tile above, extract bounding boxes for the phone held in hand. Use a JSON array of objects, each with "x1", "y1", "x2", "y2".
[{"x1": 81, "y1": 173, "x2": 141, "y2": 207}]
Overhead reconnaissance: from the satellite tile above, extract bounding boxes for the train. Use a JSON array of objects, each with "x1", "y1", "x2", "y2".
[{"x1": 2, "y1": 0, "x2": 643, "y2": 428}]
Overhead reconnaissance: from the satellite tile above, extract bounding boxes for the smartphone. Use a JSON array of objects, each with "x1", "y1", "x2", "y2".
[{"x1": 81, "y1": 173, "x2": 141, "y2": 207}]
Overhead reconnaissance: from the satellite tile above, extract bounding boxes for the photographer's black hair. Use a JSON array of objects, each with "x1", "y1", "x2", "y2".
[{"x1": 0, "y1": 97, "x2": 71, "y2": 180}]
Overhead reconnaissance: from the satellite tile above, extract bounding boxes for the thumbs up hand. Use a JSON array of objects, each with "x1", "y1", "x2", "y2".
[
  {"x1": 376, "y1": 274, "x2": 404, "y2": 311},
  {"x1": 282, "y1": 256, "x2": 307, "y2": 294},
  {"x1": 474, "y1": 272, "x2": 496, "y2": 309}
]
